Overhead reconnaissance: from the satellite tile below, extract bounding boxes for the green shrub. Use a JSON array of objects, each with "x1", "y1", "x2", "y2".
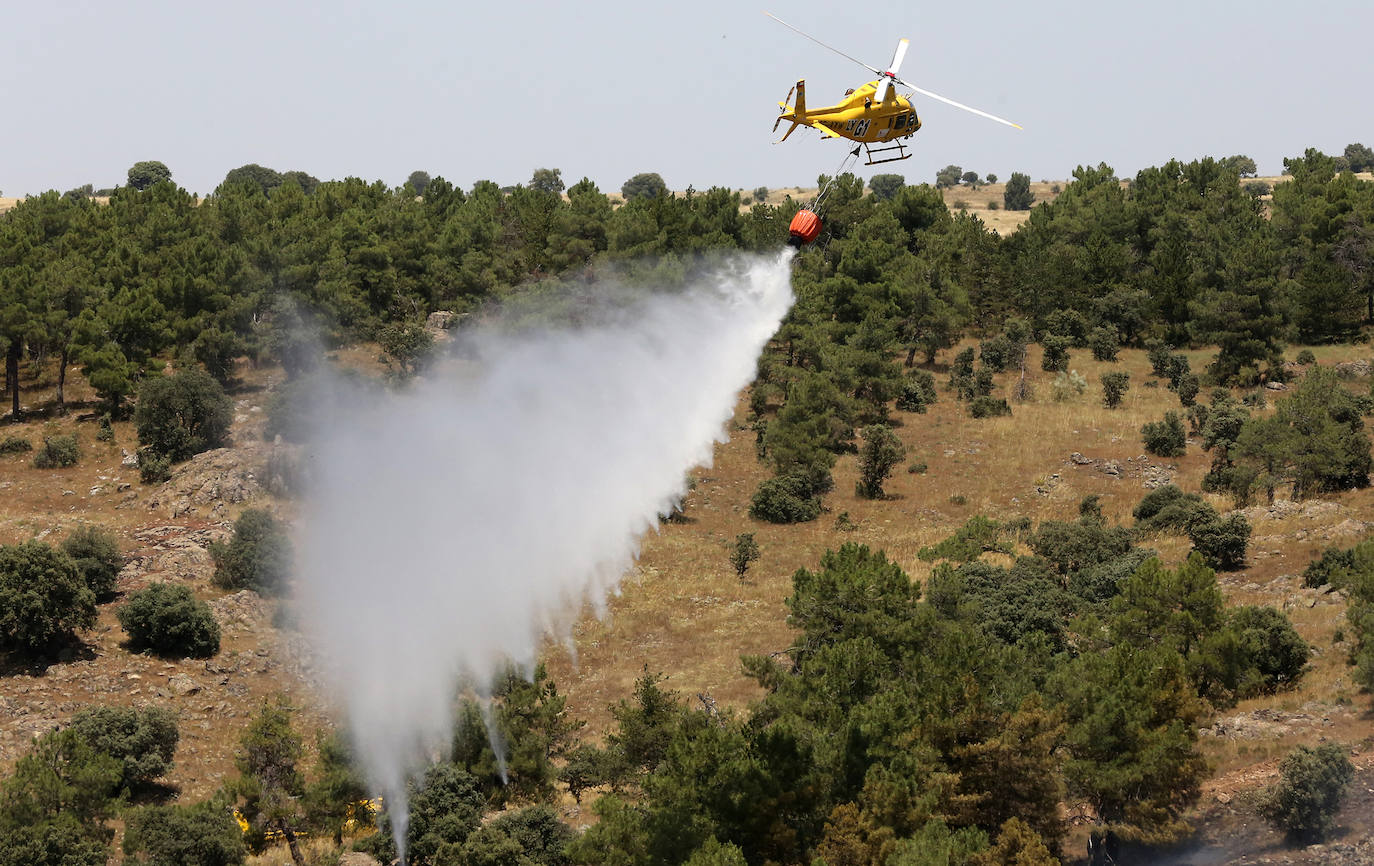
[
  {"x1": 919, "y1": 516, "x2": 1012, "y2": 563},
  {"x1": 979, "y1": 336, "x2": 1015, "y2": 373},
  {"x1": 1164, "y1": 353, "x2": 1191, "y2": 389},
  {"x1": 1146, "y1": 340, "x2": 1172, "y2": 377},
  {"x1": 1040, "y1": 336, "x2": 1071, "y2": 372},
  {"x1": 123, "y1": 799, "x2": 245, "y2": 866},
  {"x1": 0, "y1": 816, "x2": 109, "y2": 866},
  {"x1": 1296, "y1": 349, "x2": 1317, "y2": 365},
  {"x1": 137, "y1": 450, "x2": 172, "y2": 485},
  {"x1": 117, "y1": 583, "x2": 220, "y2": 658},
  {"x1": 750, "y1": 474, "x2": 823, "y2": 524},
  {"x1": 1141, "y1": 412, "x2": 1186, "y2": 457},
  {"x1": 95, "y1": 415, "x2": 115, "y2": 442},
  {"x1": 907, "y1": 461, "x2": 928, "y2": 474},
  {"x1": 32, "y1": 435, "x2": 79, "y2": 469},
  {"x1": 61, "y1": 526, "x2": 124, "y2": 601},
  {"x1": 1088, "y1": 327, "x2": 1119, "y2": 362},
  {"x1": 1260, "y1": 743, "x2": 1354, "y2": 840},
  {"x1": 210, "y1": 509, "x2": 293, "y2": 594},
  {"x1": 1302, "y1": 545, "x2": 1356, "y2": 589},
  {"x1": 0, "y1": 541, "x2": 95, "y2": 655},
  {"x1": 134, "y1": 367, "x2": 233, "y2": 463},
  {"x1": 969, "y1": 396, "x2": 1011, "y2": 418},
  {"x1": 856, "y1": 425, "x2": 905, "y2": 499},
  {"x1": 1176, "y1": 373, "x2": 1200, "y2": 407},
  {"x1": 69, "y1": 706, "x2": 179, "y2": 791},
  {"x1": 1101, "y1": 372, "x2": 1130, "y2": 408},
  {"x1": 1044, "y1": 308, "x2": 1087, "y2": 344},
  {"x1": 1228, "y1": 605, "x2": 1310, "y2": 694},
  {"x1": 895, "y1": 370, "x2": 937, "y2": 413},
  {"x1": 0, "y1": 436, "x2": 32, "y2": 455},
  {"x1": 1133, "y1": 485, "x2": 1215, "y2": 535},
  {"x1": 729, "y1": 533, "x2": 760, "y2": 578},
  {"x1": 1188, "y1": 512, "x2": 1250, "y2": 571}
]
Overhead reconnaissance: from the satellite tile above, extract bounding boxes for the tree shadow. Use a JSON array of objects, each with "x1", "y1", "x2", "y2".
[{"x1": 0, "y1": 641, "x2": 98, "y2": 678}]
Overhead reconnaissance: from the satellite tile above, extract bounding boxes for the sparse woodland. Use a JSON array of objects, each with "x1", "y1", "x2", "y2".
[{"x1": 1, "y1": 149, "x2": 1373, "y2": 864}]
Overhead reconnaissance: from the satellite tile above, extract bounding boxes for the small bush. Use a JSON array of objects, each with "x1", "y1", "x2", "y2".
[
  {"x1": 0, "y1": 541, "x2": 96, "y2": 655},
  {"x1": 1175, "y1": 373, "x2": 1200, "y2": 408},
  {"x1": 907, "y1": 461, "x2": 928, "y2": 474},
  {"x1": 1302, "y1": 545, "x2": 1355, "y2": 589},
  {"x1": 1260, "y1": 743, "x2": 1354, "y2": 840},
  {"x1": 1040, "y1": 336, "x2": 1071, "y2": 372},
  {"x1": 1141, "y1": 412, "x2": 1186, "y2": 457},
  {"x1": 969, "y1": 396, "x2": 1011, "y2": 418},
  {"x1": 987, "y1": 200, "x2": 999, "y2": 210},
  {"x1": 138, "y1": 450, "x2": 172, "y2": 485},
  {"x1": 1189, "y1": 512, "x2": 1250, "y2": 571},
  {"x1": 1044, "y1": 309, "x2": 1088, "y2": 344},
  {"x1": 69, "y1": 706, "x2": 179, "y2": 791},
  {"x1": 729, "y1": 533, "x2": 760, "y2": 578},
  {"x1": 1229, "y1": 605, "x2": 1310, "y2": 694},
  {"x1": 1051, "y1": 369, "x2": 1087, "y2": 402},
  {"x1": 117, "y1": 583, "x2": 220, "y2": 658},
  {"x1": 895, "y1": 370, "x2": 937, "y2": 413},
  {"x1": 1296, "y1": 349, "x2": 1317, "y2": 365},
  {"x1": 210, "y1": 509, "x2": 293, "y2": 594},
  {"x1": 1242, "y1": 389, "x2": 1267, "y2": 409},
  {"x1": 0, "y1": 436, "x2": 32, "y2": 455},
  {"x1": 61, "y1": 525, "x2": 124, "y2": 600},
  {"x1": 750, "y1": 474, "x2": 823, "y2": 524},
  {"x1": 1088, "y1": 327, "x2": 1119, "y2": 362},
  {"x1": 1164, "y1": 353, "x2": 1191, "y2": 389},
  {"x1": 855, "y1": 425, "x2": 905, "y2": 499},
  {"x1": 33, "y1": 434, "x2": 80, "y2": 468},
  {"x1": 134, "y1": 367, "x2": 233, "y2": 463},
  {"x1": 95, "y1": 415, "x2": 115, "y2": 442},
  {"x1": 1101, "y1": 372, "x2": 1130, "y2": 408},
  {"x1": 1146, "y1": 340, "x2": 1172, "y2": 377},
  {"x1": 979, "y1": 336, "x2": 1015, "y2": 373},
  {"x1": 1133, "y1": 485, "x2": 1214, "y2": 535},
  {"x1": 123, "y1": 799, "x2": 245, "y2": 866}
]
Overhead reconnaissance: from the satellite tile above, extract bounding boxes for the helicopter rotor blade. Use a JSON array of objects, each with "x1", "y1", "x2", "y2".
[
  {"x1": 897, "y1": 78, "x2": 1023, "y2": 130},
  {"x1": 886, "y1": 38, "x2": 909, "y2": 78},
  {"x1": 764, "y1": 12, "x2": 882, "y2": 76}
]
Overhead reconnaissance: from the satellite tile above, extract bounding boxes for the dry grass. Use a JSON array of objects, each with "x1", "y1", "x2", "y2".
[{"x1": 549, "y1": 341, "x2": 1374, "y2": 754}]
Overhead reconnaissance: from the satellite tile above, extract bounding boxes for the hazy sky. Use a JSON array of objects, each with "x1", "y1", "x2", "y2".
[{"x1": 4, "y1": 0, "x2": 1372, "y2": 197}]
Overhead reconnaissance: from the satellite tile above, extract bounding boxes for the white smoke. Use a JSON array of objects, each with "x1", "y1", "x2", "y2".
[{"x1": 294, "y1": 250, "x2": 795, "y2": 856}]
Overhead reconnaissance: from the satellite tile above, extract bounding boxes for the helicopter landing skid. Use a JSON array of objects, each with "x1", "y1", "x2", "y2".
[{"x1": 862, "y1": 140, "x2": 912, "y2": 165}]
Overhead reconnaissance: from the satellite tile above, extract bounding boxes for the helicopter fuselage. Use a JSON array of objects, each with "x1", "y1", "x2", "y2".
[{"x1": 777, "y1": 80, "x2": 922, "y2": 145}]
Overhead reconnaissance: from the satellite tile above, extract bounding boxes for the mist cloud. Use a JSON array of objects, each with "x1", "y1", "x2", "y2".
[{"x1": 294, "y1": 250, "x2": 795, "y2": 852}]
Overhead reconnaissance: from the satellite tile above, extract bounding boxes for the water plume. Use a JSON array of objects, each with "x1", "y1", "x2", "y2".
[{"x1": 294, "y1": 250, "x2": 796, "y2": 858}]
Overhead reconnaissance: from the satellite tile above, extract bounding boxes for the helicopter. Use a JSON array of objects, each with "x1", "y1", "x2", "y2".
[{"x1": 768, "y1": 12, "x2": 1021, "y2": 165}]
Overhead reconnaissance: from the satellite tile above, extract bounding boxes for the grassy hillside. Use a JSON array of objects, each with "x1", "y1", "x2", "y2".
[{"x1": 4, "y1": 337, "x2": 1372, "y2": 858}]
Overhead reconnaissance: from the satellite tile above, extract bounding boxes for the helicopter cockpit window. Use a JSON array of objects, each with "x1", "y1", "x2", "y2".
[{"x1": 893, "y1": 114, "x2": 907, "y2": 130}]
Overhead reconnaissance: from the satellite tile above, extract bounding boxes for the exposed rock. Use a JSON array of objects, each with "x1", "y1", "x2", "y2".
[
  {"x1": 1323, "y1": 518, "x2": 1371, "y2": 541},
  {"x1": 1069, "y1": 452, "x2": 1093, "y2": 465},
  {"x1": 426, "y1": 310, "x2": 460, "y2": 330},
  {"x1": 1097, "y1": 460, "x2": 1122, "y2": 477},
  {"x1": 168, "y1": 674, "x2": 201, "y2": 696},
  {"x1": 209, "y1": 591, "x2": 270, "y2": 632},
  {"x1": 1264, "y1": 380, "x2": 1287, "y2": 391},
  {"x1": 1335, "y1": 358, "x2": 1372, "y2": 379},
  {"x1": 339, "y1": 854, "x2": 383, "y2": 866},
  {"x1": 144, "y1": 444, "x2": 280, "y2": 517}
]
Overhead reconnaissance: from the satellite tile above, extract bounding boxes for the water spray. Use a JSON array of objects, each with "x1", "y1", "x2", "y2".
[{"x1": 294, "y1": 250, "x2": 797, "y2": 860}]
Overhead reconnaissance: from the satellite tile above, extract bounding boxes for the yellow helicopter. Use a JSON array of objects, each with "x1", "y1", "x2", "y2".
[{"x1": 767, "y1": 13, "x2": 1021, "y2": 165}]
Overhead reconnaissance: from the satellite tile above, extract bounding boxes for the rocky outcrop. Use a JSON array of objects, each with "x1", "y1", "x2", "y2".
[{"x1": 144, "y1": 444, "x2": 282, "y2": 518}]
